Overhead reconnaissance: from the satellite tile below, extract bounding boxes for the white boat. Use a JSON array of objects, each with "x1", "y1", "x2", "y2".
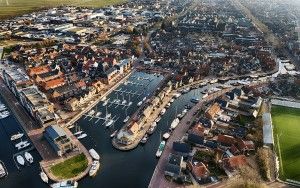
[
  {"x1": 50, "y1": 180, "x2": 78, "y2": 188},
  {"x1": 173, "y1": 93, "x2": 181, "y2": 98},
  {"x1": 77, "y1": 133, "x2": 87, "y2": 140},
  {"x1": 102, "y1": 99, "x2": 109, "y2": 106},
  {"x1": 0, "y1": 111, "x2": 10, "y2": 119},
  {"x1": 105, "y1": 113, "x2": 111, "y2": 119},
  {"x1": 170, "y1": 118, "x2": 180, "y2": 129},
  {"x1": 89, "y1": 160, "x2": 100, "y2": 177},
  {"x1": 0, "y1": 106, "x2": 7, "y2": 111},
  {"x1": 137, "y1": 101, "x2": 143, "y2": 107},
  {"x1": 95, "y1": 112, "x2": 102, "y2": 117},
  {"x1": 88, "y1": 110, "x2": 95, "y2": 116},
  {"x1": 156, "y1": 141, "x2": 166, "y2": 158},
  {"x1": 128, "y1": 102, "x2": 133, "y2": 106},
  {"x1": 15, "y1": 141, "x2": 30, "y2": 150},
  {"x1": 160, "y1": 108, "x2": 166, "y2": 115},
  {"x1": 105, "y1": 119, "x2": 114, "y2": 128},
  {"x1": 122, "y1": 100, "x2": 127, "y2": 105},
  {"x1": 16, "y1": 155, "x2": 25, "y2": 166},
  {"x1": 123, "y1": 116, "x2": 130, "y2": 123},
  {"x1": 0, "y1": 161, "x2": 8, "y2": 178},
  {"x1": 202, "y1": 93, "x2": 208, "y2": 99},
  {"x1": 163, "y1": 132, "x2": 171, "y2": 140},
  {"x1": 166, "y1": 103, "x2": 171, "y2": 108},
  {"x1": 142, "y1": 97, "x2": 147, "y2": 102},
  {"x1": 24, "y1": 152, "x2": 33, "y2": 164},
  {"x1": 177, "y1": 109, "x2": 188, "y2": 119},
  {"x1": 140, "y1": 134, "x2": 149, "y2": 144},
  {"x1": 115, "y1": 99, "x2": 121, "y2": 104},
  {"x1": 89, "y1": 149, "x2": 100, "y2": 160},
  {"x1": 155, "y1": 116, "x2": 161, "y2": 123},
  {"x1": 110, "y1": 130, "x2": 118, "y2": 138},
  {"x1": 170, "y1": 98, "x2": 175, "y2": 103},
  {"x1": 74, "y1": 126, "x2": 83, "y2": 136},
  {"x1": 40, "y1": 171, "x2": 48, "y2": 183},
  {"x1": 10, "y1": 132, "x2": 24, "y2": 141}
]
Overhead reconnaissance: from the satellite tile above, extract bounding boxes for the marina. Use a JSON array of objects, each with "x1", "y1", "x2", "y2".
[{"x1": 0, "y1": 71, "x2": 223, "y2": 188}]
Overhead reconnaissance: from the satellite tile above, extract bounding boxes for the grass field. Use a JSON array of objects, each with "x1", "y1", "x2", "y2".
[
  {"x1": 0, "y1": 0, "x2": 125, "y2": 19},
  {"x1": 272, "y1": 105, "x2": 300, "y2": 181},
  {"x1": 50, "y1": 153, "x2": 88, "y2": 179}
]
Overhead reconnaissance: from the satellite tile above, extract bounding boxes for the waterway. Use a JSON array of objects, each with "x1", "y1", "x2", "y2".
[{"x1": 0, "y1": 71, "x2": 220, "y2": 188}]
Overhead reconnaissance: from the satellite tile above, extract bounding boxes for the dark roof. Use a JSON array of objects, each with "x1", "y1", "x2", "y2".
[
  {"x1": 165, "y1": 163, "x2": 181, "y2": 176},
  {"x1": 168, "y1": 153, "x2": 183, "y2": 166},
  {"x1": 204, "y1": 140, "x2": 218, "y2": 149},
  {"x1": 188, "y1": 133, "x2": 204, "y2": 145},
  {"x1": 44, "y1": 125, "x2": 66, "y2": 140},
  {"x1": 173, "y1": 142, "x2": 191, "y2": 153},
  {"x1": 38, "y1": 69, "x2": 59, "y2": 79}
]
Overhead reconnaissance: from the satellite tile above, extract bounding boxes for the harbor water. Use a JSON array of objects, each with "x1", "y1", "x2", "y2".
[{"x1": 0, "y1": 71, "x2": 219, "y2": 188}]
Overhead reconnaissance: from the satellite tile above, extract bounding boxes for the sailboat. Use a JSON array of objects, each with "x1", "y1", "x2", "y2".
[
  {"x1": 105, "y1": 119, "x2": 114, "y2": 128},
  {"x1": 123, "y1": 108, "x2": 130, "y2": 123},
  {"x1": 77, "y1": 133, "x2": 87, "y2": 140},
  {"x1": 105, "y1": 106, "x2": 111, "y2": 120},
  {"x1": 16, "y1": 155, "x2": 25, "y2": 166},
  {"x1": 102, "y1": 99, "x2": 109, "y2": 106}
]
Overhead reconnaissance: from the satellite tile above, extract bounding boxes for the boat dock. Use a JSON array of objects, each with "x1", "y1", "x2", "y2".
[{"x1": 113, "y1": 88, "x2": 143, "y2": 97}]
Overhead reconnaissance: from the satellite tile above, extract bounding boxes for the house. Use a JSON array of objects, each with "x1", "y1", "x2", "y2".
[
  {"x1": 222, "y1": 155, "x2": 247, "y2": 177},
  {"x1": 27, "y1": 65, "x2": 50, "y2": 77},
  {"x1": 42, "y1": 77, "x2": 65, "y2": 90},
  {"x1": 173, "y1": 141, "x2": 191, "y2": 155},
  {"x1": 44, "y1": 125, "x2": 76, "y2": 156},
  {"x1": 205, "y1": 103, "x2": 221, "y2": 119},
  {"x1": 187, "y1": 126, "x2": 204, "y2": 145},
  {"x1": 65, "y1": 98, "x2": 79, "y2": 111},
  {"x1": 164, "y1": 153, "x2": 185, "y2": 179},
  {"x1": 35, "y1": 69, "x2": 63, "y2": 83},
  {"x1": 236, "y1": 138, "x2": 255, "y2": 153},
  {"x1": 187, "y1": 161, "x2": 210, "y2": 184},
  {"x1": 217, "y1": 135, "x2": 236, "y2": 147},
  {"x1": 127, "y1": 122, "x2": 140, "y2": 135},
  {"x1": 36, "y1": 108, "x2": 57, "y2": 126}
]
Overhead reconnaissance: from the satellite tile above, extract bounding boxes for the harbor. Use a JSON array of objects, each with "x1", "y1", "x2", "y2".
[{"x1": 0, "y1": 70, "x2": 254, "y2": 188}]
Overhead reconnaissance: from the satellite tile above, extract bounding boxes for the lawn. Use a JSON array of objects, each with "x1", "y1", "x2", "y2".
[
  {"x1": 50, "y1": 153, "x2": 88, "y2": 179},
  {"x1": 0, "y1": 0, "x2": 125, "y2": 19},
  {"x1": 272, "y1": 105, "x2": 300, "y2": 182}
]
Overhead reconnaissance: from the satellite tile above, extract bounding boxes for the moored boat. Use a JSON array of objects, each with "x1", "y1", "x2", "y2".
[
  {"x1": 89, "y1": 149, "x2": 100, "y2": 160},
  {"x1": 163, "y1": 132, "x2": 171, "y2": 140},
  {"x1": 16, "y1": 155, "x2": 25, "y2": 166},
  {"x1": 50, "y1": 180, "x2": 78, "y2": 188},
  {"x1": 105, "y1": 119, "x2": 114, "y2": 128},
  {"x1": 156, "y1": 141, "x2": 166, "y2": 158},
  {"x1": 123, "y1": 116, "x2": 130, "y2": 123},
  {"x1": 0, "y1": 161, "x2": 8, "y2": 178},
  {"x1": 89, "y1": 160, "x2": 100, "y2": 177},
  {"x1": 170, "y1": 118, "x2": 180, "y2": 129},
  {"x1": 77, "y1": 133, "x2": 87, "y2": 140},
  {"x1": 10, "y1": 132, "x2": 24, "y2": 141},
  {"x1": 40, "y1": 171, "x2": 48, "y2": 183},
  {"x1": 140, "y1": 134, "x2": 149, "y2": 144},
  {"x1": 160, "y1": 108, "x2": 166, "y2": 115},
  {"x1": 110, "y1": 130, "x2": 118, "y2": 138},
  {"x1": 24, "y1": 152, "x2": 33, "y2": 164}
]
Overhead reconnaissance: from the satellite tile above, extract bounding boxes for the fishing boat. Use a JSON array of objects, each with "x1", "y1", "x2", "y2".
[
  {"x1": 50, "y1": 180, "x2": 78, "y2": 188},
  {"x1": 24, "y1": 152, "x2": 33, "y2": 164},
  {"x1": 110, "y1": 130, "x2": 118, "y2": 138},
  {"x1": 170, "y1": 118, "x2": 180, "y2": 129},
  {"x1": 163, "y1": 132, "x2": 171, "y2": 140},
  {"x1": 160, "y1": 108, "x2": 166, "y2": 115},
  {"x1": 40, "y1": 171, "x2": 48, "y2": 183},
  {"x1": 10, "y1": 132, "x2": 24, "y2": 141},
  {"x1": 123, "y1": 116, "x2": 130, "y2": 123},
  {"x1": 105, "y1": 119, "x2": 114, "y2": 128},
  {"x1": 166, "y1": 103, "x2": 171, "y2": 108},
  {"x1": 89, "y1": 160, "x2": 100, "y2": 177},
  {"x1": 0, "y1": 161, "x2": 8, "y2": 178},
  {"x1": 173, "y1": 93, "x2": 181, "y2": 98},
  {"x1": 140, "y1": 134, "x2": 149, "y2": 144},
  {"x1": 16, "y1": 155, "x2": 25, "y2": 166},
  {"x1": 89, "y1": 149, "x2": 100, "y2": 160},
  {"x1": 156, "y1": 140, "x2": 166, "y2": 158},
  {"x1": 77, "y1": 133, "x2": 87, "y2": 140},
  {"x1": 170, "y1": 98, "x2": 175, "y2": 103}
]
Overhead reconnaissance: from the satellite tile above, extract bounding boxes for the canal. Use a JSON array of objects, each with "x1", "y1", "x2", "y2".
[{"x1": 0, "y1": 71, "x2": 220, "y2": 188}]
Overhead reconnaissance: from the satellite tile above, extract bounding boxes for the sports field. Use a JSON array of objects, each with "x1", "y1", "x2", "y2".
[
  {"x1": 0, "y1": 0, "x2": 125, "y2": 19},
  {"x1": 272, "y1": 105, "x2": 300, "y2": 181}
]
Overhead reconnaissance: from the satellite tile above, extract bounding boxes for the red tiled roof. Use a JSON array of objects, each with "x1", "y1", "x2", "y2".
[
  {"x1": 217, "y1": 135, "x2": 236, "y2": 146},
  {"x1": 43, "y1": 78, "x2": 65, "y2": 90},
  {"x1": 223, "y1": 155, "x2": 247, "y2": 171}
]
